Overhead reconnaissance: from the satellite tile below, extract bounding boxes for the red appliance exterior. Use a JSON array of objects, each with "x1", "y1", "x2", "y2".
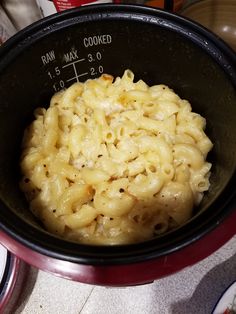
[{"x1": 0, "y1": 209, "x2": 235, "y2": 286}]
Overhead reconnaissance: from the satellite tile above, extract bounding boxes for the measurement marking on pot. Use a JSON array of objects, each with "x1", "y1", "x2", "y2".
[
  {"x1": 62, "y1": 58, "x2": 85, "y2": 68},
  {"x1": 62, "y1": 59, "x2": 87, "y2": 82},
  {"x1": 66, "y1": 72, "x2": 88, "y2": 83},
  {"x1": 41, "y1": 50, "x2": 56, "y2": 65}
]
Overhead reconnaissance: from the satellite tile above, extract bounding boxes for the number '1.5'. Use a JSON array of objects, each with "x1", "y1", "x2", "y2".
[{"x1": 47, "y1": 66, "x2": 61, "y2": 79}]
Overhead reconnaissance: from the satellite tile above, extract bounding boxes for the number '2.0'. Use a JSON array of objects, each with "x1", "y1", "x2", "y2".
[{"x1": 90, "y1": 66, "x2": 104, "y2": 76}]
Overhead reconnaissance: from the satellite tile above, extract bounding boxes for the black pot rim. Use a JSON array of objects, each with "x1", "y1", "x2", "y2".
[{"x1": 0, "y1": 4, "x2": 236, "y2": 266}]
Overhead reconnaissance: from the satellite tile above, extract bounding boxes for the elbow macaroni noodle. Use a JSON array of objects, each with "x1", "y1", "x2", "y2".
[{"x1": 20, "y1": 70, "x2": 213, "y2": 244}]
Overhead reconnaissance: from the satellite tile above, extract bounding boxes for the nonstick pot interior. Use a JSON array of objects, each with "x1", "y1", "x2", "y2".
[{"x1": 0, "y1": 4, "x2": 236, "y2": 266}]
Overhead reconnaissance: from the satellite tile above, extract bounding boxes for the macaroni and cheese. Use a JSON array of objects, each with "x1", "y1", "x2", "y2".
[{"x1": 20, "y1": 70, "x2": 213, "y2": 244}]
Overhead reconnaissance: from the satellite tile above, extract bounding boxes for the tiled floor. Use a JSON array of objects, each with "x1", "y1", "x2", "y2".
[{"x1": 11, "y1": 235, "x2": 236, "y2": 314}]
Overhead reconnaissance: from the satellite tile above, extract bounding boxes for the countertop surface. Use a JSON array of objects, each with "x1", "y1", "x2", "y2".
[{"x1": 9, "y1": 235, "x2": 236, "y2": 314}]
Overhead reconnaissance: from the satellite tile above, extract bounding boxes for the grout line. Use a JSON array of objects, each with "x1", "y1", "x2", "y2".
[{"x1": 78, "y1": 287, "x2": 95, "y2": 314}]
